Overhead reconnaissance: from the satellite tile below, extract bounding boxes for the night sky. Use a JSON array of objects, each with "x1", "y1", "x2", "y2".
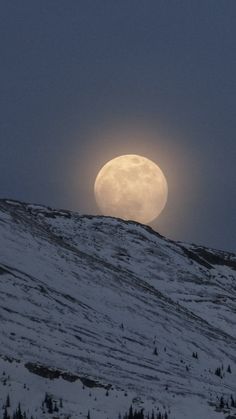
[{"x1": 1, "y1": 1, "x2": 235, "y2": 251}]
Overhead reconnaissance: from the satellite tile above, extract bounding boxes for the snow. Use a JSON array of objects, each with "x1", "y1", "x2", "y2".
[{"x1": 0, "y1": 199, "x2": 235, "y2": 418}]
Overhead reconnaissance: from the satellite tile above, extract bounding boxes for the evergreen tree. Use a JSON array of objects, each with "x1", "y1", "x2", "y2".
[
  {"x1": 44, "y1": 393, "x2": 54, "y2": 414},
  {"x1": 48, "y1": 397, "x2": 53, "y2": 414},
  {"x1": 128, "y1": 405, "x2": 133, "y2": 419},
  {"x1": 18, "y1": 402, "x2": 23, "y2": 419},
  {"x1": 3, "y1": 406, "x2": 9, "y2": 419},
  {"x1": 215, "y1": 367, "x2": 222, "y2": 378},
  {"x1": 54, "y1": 401, "x2": 59, "y2": 412},
  {"x1": 227, "y1": 364, "x2": 232, "y2": 373},
  {"x1": 219, "y1": 396, "x2": 224, "y2": 409},
  {"x1": 6, "y1": 394, "x2": 10, "y2": 408}
]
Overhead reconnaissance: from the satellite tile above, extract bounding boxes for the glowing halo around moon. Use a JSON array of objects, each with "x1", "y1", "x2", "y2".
[{"x1": 94, "y1": 154, "x2": 168, "y2": 224}]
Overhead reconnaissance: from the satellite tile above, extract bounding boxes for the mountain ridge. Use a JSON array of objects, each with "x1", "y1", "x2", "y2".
[{"x1": 0, "y1": 198, "x2": 235, "y2": 419}]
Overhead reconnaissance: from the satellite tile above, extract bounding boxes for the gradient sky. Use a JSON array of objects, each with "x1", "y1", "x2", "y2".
[{"x1": 1, "y1": 1, "x2": 235, "y2": 251}]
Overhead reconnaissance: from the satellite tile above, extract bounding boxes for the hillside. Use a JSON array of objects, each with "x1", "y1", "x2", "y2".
[{"x1": 0, "y1": 199, "x2": 235, "y2": 419}]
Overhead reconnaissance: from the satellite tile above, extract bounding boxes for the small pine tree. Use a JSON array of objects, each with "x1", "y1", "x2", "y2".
[
  {"x1": 87, "y1": 410, "x2": 91, "y2": 419},
  {"x1": 54, "y1": 401, "x2": 59, "y2": 412},
  {"x1": 227, "y1": 364, "x2": 232, "y2": 373},
  {"x1": 6, "y1": 394, "x2": 10, "y2": 408},
  {"x1": 153, "y1": 347, "x2": 158, "y2": 356},
  {"x1": 220, "y1": 396, "x2": 224, "y2": 409},
  {"x1": 3, "y1": 407, "x2": 8, "y2": 419},
  {"x1": 59, "y1": 398, "x2": 63, "y2": 408},
  {"x1": 215, "y1": 367, "x2": 222, "y2": 378},
  {"x1": 18, "y1": 402, "x2": 23, "y2": 419},
  {"x1": 47, "y1": 397, "x2": 53, "y2": 414},
  {"x1": 128, "y1": 405, "x2": 133, "y2": 419}
]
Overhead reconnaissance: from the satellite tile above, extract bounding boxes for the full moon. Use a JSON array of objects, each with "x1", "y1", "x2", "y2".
[{"x1": 94, "y1": 154, "x2": 168, "y2": 224}]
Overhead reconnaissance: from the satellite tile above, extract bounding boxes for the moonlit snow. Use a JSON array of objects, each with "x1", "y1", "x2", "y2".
[{"x1": 0, "y1": 199, "x2": 235, "y2": 418}]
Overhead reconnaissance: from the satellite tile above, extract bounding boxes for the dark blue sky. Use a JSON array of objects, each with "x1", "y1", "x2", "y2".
[{"x1": 1, "y1": 1, "x2": 235, "y2": 251}]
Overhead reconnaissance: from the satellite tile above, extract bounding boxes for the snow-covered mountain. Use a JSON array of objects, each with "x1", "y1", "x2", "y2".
[{"x1": 0, "y1": 199, "x2": 235, "y2": 419}]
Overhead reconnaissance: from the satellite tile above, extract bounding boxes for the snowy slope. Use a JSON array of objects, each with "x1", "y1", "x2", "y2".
[{"x1": 0, "y1": 199, "x2": 235, "y2": 419}]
